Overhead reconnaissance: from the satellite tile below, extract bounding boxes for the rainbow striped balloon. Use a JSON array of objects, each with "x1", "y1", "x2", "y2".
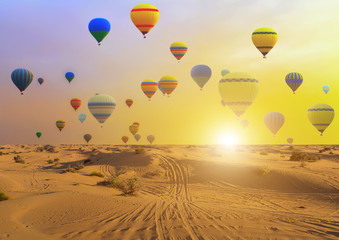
[
  {"x1": 88, "y1": 94, "x2": 116, "y2": 126},
  {"x1": 285, "y1": 72, "x2": 303, "y2": 94},
  {"x1": 141, "y1": 79, "x2": 158, "y2": 100},
  {"x1": 159, "y1": 75, "x2": 178, "y2": 96},
  {"x1": 130, "y1": 4, "x2": 159, "y2": 38},
  {"x1": 158, "y1": 82, "x2": 166, "y2": 96},
  {"x1": 56, "y1": 120, "x2": 66, "y2": 132},
  {"x1": 170, "y1": 42, "x2": 188, "y2": 62},
  {"x1": 125, "y1": 99, "x2": 133, "y2": 108}
]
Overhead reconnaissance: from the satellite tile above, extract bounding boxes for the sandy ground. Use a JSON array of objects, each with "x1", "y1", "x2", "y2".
[{"x1": 0, "y1": 144, "x2": 338, "y2": 240}]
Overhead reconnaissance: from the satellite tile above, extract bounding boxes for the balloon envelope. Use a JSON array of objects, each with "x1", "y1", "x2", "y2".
[
  {"x1": 218, "y1": 72, "x2": 259, "y2": 118},
  {"x1": 129, "y1": 124, "x2": 139, "y2": 135},
  {"x1": 130, "y1": 4, "x2": 159, "y2": 38},
  {"x1": 252, "y1": 27, "x2": 278, "y2": 58},
  {"x1": 147, "y1": 135, "x2": 155, "y2": 144},
  {"x1": 38, "y1": 78, "x2": 44, "y2": 85},
  {"x1": 170, "y1": 42, "x2": 188, "y2": 62},
  {"x1": 36, "y1": 132, "x2": 42, "y2": 138},
  {"x1": 287, "y1": 138, "x2": 293, "y2": 144},
  {"x1": 307, "y1": 103, "x2": 334, "y2": 136},
  {"x1": 88, "y1": 18, "x2": 111, "y2": 45},
  {"x1": 78, "y1": 113, "x2": 86, "y2": 123},
  {"x1": 84, "y1": 134, "x2": 92, "y2": 143},
  {"x1": 65, "y1": 72, "x2": 74, "y2": 83},
  {"x1": 11, "y1": 68, "x2": 34, "y2": 95},
  {"x1": 56, "y1": 120, "x2": 66, "y2": 132},
  {"x1": 322, "y1": 85, "x2": 330, "y2": 94},
  {"x1": 159, "y1": 75, "x2": 178, "y2": 96},
  {"x1": 88, "y1": 94, "x2": 116, "y2": 125},
  {"x1": 158, "y1": 82, "x2": 166, "y2": 96},
  {"x1": 70, "y1": 98, "x2": 81, "y2": 111},
  {"x1": 133, "y1": 122, "x2": 140, "y2": 127},
  {"x1": 126, "y1": 99, "x2": 133, "y2": 108},
  {"x1": 191, "y1": 65, "x2": 212, "y2": 90},
  {"x1": 134, "y1": 133, "x2": 141, "y2": 142},
  {"x1": 264, "y1": 112, "x2": 285, "y2": 136},
  {"x1": 285, "y1": 72, "x2": 303, "y2": 94},
  {"x1": 122, "y1": 136, "x2": 129, "y2": 144},
  {"x1": 141, "y1": 79, "x2": 158, "y2": 100}
]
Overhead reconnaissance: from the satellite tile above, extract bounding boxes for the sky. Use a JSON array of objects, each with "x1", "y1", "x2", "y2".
[{"x1": 0, "y1": 0, "x2": 338, "y2": 145}]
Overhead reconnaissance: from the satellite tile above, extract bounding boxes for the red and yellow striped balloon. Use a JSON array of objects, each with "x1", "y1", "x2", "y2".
[
  {"x1": 126, "y1": 99, "x2": 133, "y2": 108},
  {"x1": 56, "y1": 120, "x2": 66, "y2": 132},
  {"x1": 159, "y1": 75, "x2": 178, "y2": 96},
  {"x1": 130, "y1": 4, "x2": 159, "y2": 38},
  {"x1": 70, "y1": 98, "x2": 81, "y2": 111},
  {"x1": 170, "y1": 42, "x2": 188, "y2": 62},
  {"x1": 122, "y1": 136, "x2": 129, "y2": 144},
  {"x1": 141, "y1": 79, "x2": 158, "y2": 100}
]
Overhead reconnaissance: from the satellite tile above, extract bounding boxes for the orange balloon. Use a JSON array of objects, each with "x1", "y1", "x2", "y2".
[
  {"x1": 70, "y1": 98, "x2": 81, "y2": 111},
  {"x1": 126, "y1": 99, "x2": 133, "y2": 108}
]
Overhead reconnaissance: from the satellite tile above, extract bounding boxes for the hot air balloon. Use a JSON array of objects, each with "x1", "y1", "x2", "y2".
[
  {"x1": 122, "y1": 136, "x2": 129, "y2": 144},
  {"x1": 147, "y1": 135, "x2": 155, "y2": 144},
  {"x1": 88, "y1": 94, "x2": 116, "y2": 127},
  {"x1": 158, "y1": 82, "x2": 166, "y2": 96},
  {"x1": 84, "y1": 134, "x2": 92, "y2": 143},
  {"x1": 70, "y1": 98, "x2": 81, "y2": 111},
  {"x1": 323, "y1": 85, "x2": 330, "y2": 94},
  {"x1": 134, "y1": 133, "x2": 141, "y2": 142},
  {"x1": 141, "y1": 79, "x2": 158, "y2": 100},
  {"x1": 133, "y1": 122, "x2": 140, "y2": 127},
  {"x1": 170, "y1": 42, "x2": 188, "y2": 62},
  {"x1": 221, "y1": 69, "x2": 230, "y2": 76},
  {"x1": 218, "y1": 72, "x2": 259, "y2": 118},
  {"x1": 65, "y1": 72, "x2": 74, "y2": 83},
  {"x1": 287, "y1": 138, "x2": 293, "y2": 144},
  {"x1": 264, "y1": 112, "x2": 285, "y2": 137},
  {"x1": 78, "y1": 113, "x2": 86, "y2": 124},
  {"x1": 56, "y1": 120, "x2": 66, "y2": 132},
  {"x1": 126, "y1": 99, "x2": 133, "y2": 108},
  {"x1": 130, "y1": 4, "x2": 159, "y2": 38},
  {"x1": 241, "y1": 120, "x2": 249, "y2": 128},
  {"x1": 11, "y1": 68, "x2": 34, "y2": 95},
  {"x1": 307, "y1": 104, "x2": 334, "y2": 136},
  {"x1": 252, "y1": 27, "x2": 278, "y2": 58},
  {"x1": 191, "y1": 65, "x2": 212, "y2": 90},
  {"x1": 221, "y1": 100, "x2": 226, "y2": 107},
  {"x1": 88, "y1": 18, "x2": 111, "y2": 45},
  {"x1": 159, "y1": 75, "x2": 178, "y2": 96},
  {"x1": 285, "y1": 72, "x2": 303, "y2": 94},
  {"x1": 36, "y1": 132, "x2": 42, "y2": 138},
  {"x1": 38, "y1": 78, "x2": 44, "y2": 85},
  {"x1": 129, "y1": 124, "x2": 139, "y2": 135}
]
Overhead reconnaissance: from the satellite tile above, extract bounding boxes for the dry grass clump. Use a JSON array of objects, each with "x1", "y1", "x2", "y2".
[
  {"x1": 289, "y1": 151, "x2": 320, "y2": 162},
  {"x1": 135, "y1": 147, "x2": 145, "y2": 154},
  {"x1": 319, "y1": 146, "x2": 334, "y2": 153},
  {"x1": 47, "y1": 158, "x2": 60, "y2": 165},
  {"x1": 90, "y1": 171, "x2": 105, "y2": 178},
  {"x1": 62, "y1": 162, "x2": 84, "y2": 173},
  {"x1": 0, "y1": 190, "x2": 9, "y2": 201},
  {"x1": 14, "y1": 155, "x2": 25, "y2": 164},
  {"x1": 98, "y1": 174, "x2": 139, "y2": 195},
  {"x1": 259, "y1": 151, "x2": 268, "y2": 155},
  {"x1": 257, "y1": 166, "x2": 271, "y2": 176},
  {"x1": 0, "y1": 152, "x2": 9, "y2": 156}
]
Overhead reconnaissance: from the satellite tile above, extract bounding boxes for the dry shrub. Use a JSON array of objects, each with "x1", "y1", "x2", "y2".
[
  {"x1": 290, "y1": 151, "x2": 320, "y2": 162},
  {"x1": 98, "y1": 174, "x2": 139, "y2": 195},
  {"x1": 259, "y1": 151, "x2": 268, "y2": 155},
  {"x1": 0, "y1": 191, "x2": 9, "y2": 201},
  {"x1": 14, "y1": 155, "x2": 25, "y2": 164},
  {"x1": 257, "y1": 166, "x2": 271, "y2": 176},
  {"x1": 135, "y1": 148, "x2": 145, "y2": 154},
  {"x1": 90, "y1": 171, "x2": 105, "y2": 178}
]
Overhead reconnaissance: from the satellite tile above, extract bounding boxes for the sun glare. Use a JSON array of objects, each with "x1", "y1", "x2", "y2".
[{"x1": 218, "y1": 133, "x2": 239, "y2": 146}]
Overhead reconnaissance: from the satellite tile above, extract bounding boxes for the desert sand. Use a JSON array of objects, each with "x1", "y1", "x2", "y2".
[{"x1": 0, "y1": 144, "x2": 338, "y2": 240}]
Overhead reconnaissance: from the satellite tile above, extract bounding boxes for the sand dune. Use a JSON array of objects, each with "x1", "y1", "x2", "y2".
[{"x1": 0, "y1": 145, "x2": 338, "y2": 239}]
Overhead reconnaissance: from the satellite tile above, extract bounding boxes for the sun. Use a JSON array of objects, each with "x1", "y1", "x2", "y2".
[{"x1": 218, "y1": 133, "x2": 239, "y2": 146}]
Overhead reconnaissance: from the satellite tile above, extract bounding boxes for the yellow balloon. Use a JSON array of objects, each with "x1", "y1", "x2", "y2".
[
  {"x1": 264, "y1": 112, "x2": 285, "y2": 137},
  {"x1": 252, "y1": 27, "x2": 278, "y2": 58},
  {"x1": 130, "y1": 4, "x2": 159, "y2": 38},
  {"x1": 218, "y1": 72, "x2": 259, "y2": 118},
  {"x1": 129, "y1": 124, "x2": 139, "y2": 135},
  {"x1": 170, "y1": 42, "x2": 188, "y2": 62},
  {"x1": 307, "y1": 104, "x2": 334, "y2": 136}
]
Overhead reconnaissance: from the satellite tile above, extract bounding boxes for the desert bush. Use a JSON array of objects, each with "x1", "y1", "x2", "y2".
[
  {"x1": 259, "y1": 151, "x2": 268, "y2": 155},
  {"x1": 47, "y1": 159, "x2": 54, "y2": 164},
  {"x1": 62, "y1": 165, "x2": 77, "y2": 173},
  {"x1": 289, "y1": 151, "x2": 320, "y2": 161},
  {"x1": 0, "y1": 191, "x2": 9, "y2": 201},
  {"x1": 73, "y1": 162, "x2": 84, "y2": 170},
  {"x1": 54, "y1": 158, "x2": 60, "y2": 165},
  {"x1": 257, "y1": 166, "x2": 271, "y2": 176},
  {"x1": 36, "y1": 147, "x2": 44, "y2": 152},
  {"x1": 90, "y1": 171, "x2": 105, "y2": 178},
  {"x1": 135, "y1": 147, "x2": 145, "y2": 154},
  {"x1": 14, "y1": 155, "x2": 25, "y2": 164},
  {"x1": 97, "y1": 174, "x2": 139, "y2": 195},
  {"x1": 92, "y1": 148, "x2": 97, "y2": 152},
  {"x1": 329, "y1": 151, "x2": 334, "y2": 154}
]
